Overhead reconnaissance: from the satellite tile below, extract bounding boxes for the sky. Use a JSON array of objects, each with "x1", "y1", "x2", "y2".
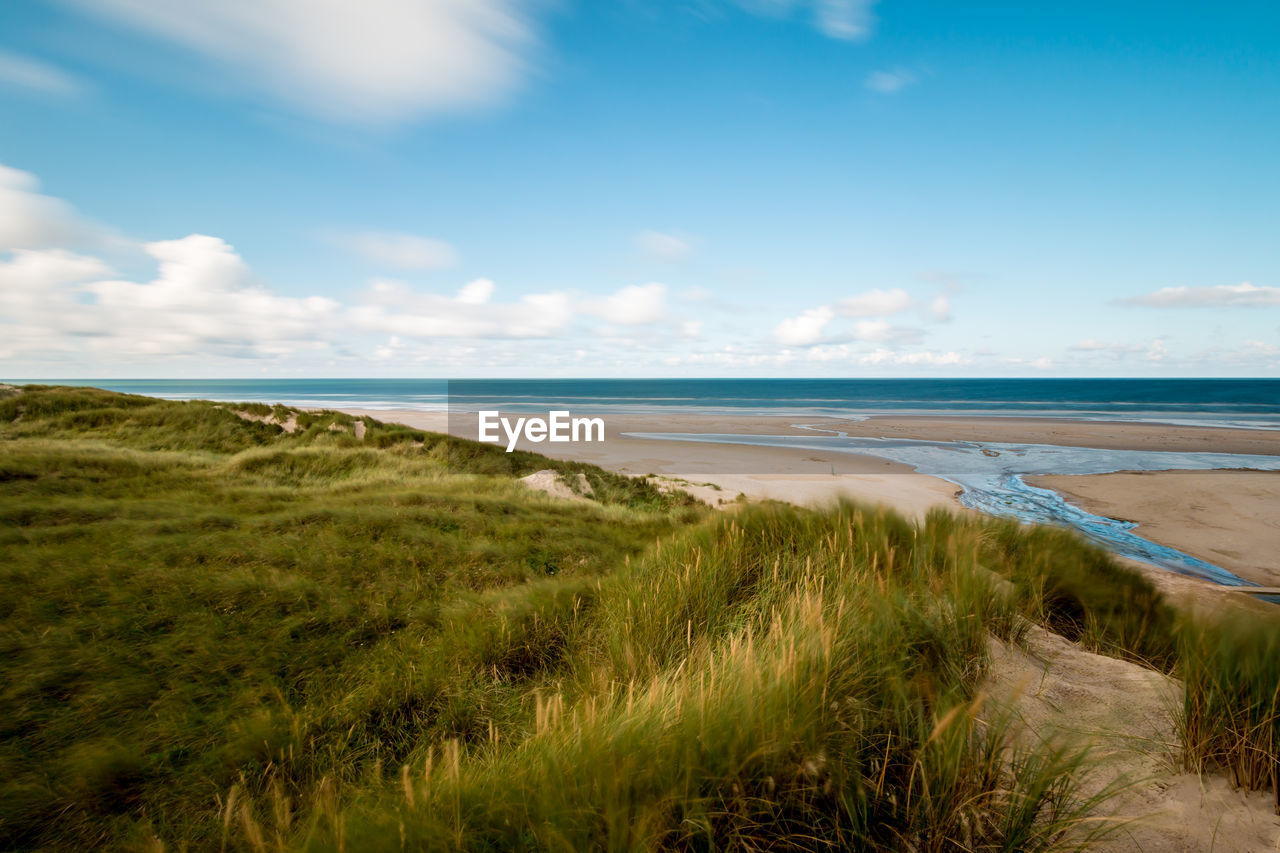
[{"x1": 1, "y1": 0, "x2": 1278, "y2": 378}]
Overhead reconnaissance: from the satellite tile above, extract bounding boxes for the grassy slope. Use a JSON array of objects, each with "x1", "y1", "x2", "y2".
[
  {"x1": 0, "y1": 386, "x2": 702, "y2": 849},
  {"x1": 1, "y1": 385, "x2": 1275, "y2": 850}
]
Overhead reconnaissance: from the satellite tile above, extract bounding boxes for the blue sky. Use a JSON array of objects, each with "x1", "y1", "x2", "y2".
[{"x1": 1, "y1": 0, "x2": 1278, "y2": 377}]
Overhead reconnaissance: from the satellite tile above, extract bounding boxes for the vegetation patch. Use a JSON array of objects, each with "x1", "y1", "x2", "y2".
[{"x1": 0, "y1": 385, "x2": 1276, "y2": 851}]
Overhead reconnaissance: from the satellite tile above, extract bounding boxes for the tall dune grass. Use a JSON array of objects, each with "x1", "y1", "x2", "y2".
[
  {"x1": 1178, "y1": 611, "x2": 1280, "y2": 811},
  {"x1": 279, "y1": 504, "x2": 1119, "y2": 852},
  {"x1": 0, "y1": 386, "x2": 700, "y2": 849}
]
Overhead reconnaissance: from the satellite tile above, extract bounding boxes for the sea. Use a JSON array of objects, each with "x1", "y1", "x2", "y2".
[{"x1": 19, "y1": 378, "x2": 1280, "y2": 430}]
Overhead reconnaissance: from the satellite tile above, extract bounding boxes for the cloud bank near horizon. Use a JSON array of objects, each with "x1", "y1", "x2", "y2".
[{"x1": 0, "y1": 162, "x2": 1275, "y2": 377}]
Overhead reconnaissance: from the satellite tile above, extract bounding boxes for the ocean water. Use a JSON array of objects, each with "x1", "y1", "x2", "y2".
[{"x1": 18, "y1": 378, "x2": 1280, "y2": 429}]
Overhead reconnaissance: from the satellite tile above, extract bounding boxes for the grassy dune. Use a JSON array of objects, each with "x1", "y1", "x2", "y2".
[{"x1": 0, "y1": 385, "x2": 1276, "y2": 850}]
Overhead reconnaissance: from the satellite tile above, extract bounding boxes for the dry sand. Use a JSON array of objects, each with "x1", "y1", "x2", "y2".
[{"x1": 987, "y1": 626, "x2": 1280, "y2": 851}]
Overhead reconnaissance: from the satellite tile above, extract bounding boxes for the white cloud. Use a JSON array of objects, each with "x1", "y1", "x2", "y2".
[
  {"x1": 456, "y1": 278, "x2": 494, "y2": 304},
  {"x1": 859, "y1": 347, "x2": 965, "y2": 366},
  {"x1": 0, "y1": 50, "x2": 83, "y2": 97},
  {"x1": 88, "y1": 235, "x2": 340, "y2": 355},
  {"x1": 775, "y1": 306, "x2": 834, "y2": 346},
  {"x1": 635, "y1": 230, "x2": 694, "y2": 260},
  {"x1": 1000, "y1": 355, "x2": 1054, "y2": 370},
  {"x1": 776, "y1": 287, "x2": 940, "y2": 347},
  {"x1": 0, "y1": 164, "x2": 711, "y2": 365},
  {"x1": 0, "y1": 250, "x2": 115, "y2": 358},
  {"x1": 850, "y1": 318, "x2": 922, "y2": 345},
  {"x1": 73, "y1": 0, "x2": 539, "y2": 123},
  {"x1": 0, "y1": 165, "x2": 104, "y2": 250},
  {"x1": 339, "y1": 230, "x2": 458, "y2": 270},
  {"x1": 865, "y1": 68, "x2": 916, "y2": 94},
  {"x1": 1243, "y1": 339, "x2": 1279, "y2": 357},
  {"x1": 1118, "y1": 282, "x2": 1280, "y2": 308},
  {"x1": 834, "y1": 287, "x2": 914, "y2": 317},
  {"x1": 354, "y1": 278, "x2": 571, "y2": 339},
  {"x1": 796, "y1": 345, "x2": 965, "y2": 365},
  {"x1": 0, "y1": 236, "x2": 339, "y2": 360},
  {"x1": 585, "y1": 282, "x2": 670, "y2": 326}
]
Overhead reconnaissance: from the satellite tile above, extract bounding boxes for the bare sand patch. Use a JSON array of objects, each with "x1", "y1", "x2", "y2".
[
  {"x1": 232, "y1": 409, "x2": 298, "y2": 433},
  {"x1": 519, "y1": 470, "x2": 594, "y2": 503},
  {"x1": 986, "y1": 626, "x2": 1280, "y2": 851}
]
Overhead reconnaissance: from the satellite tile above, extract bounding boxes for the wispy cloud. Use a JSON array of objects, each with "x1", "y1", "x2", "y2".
[
  {"x1": 69, "y1": 0, "x2": 540, "y2": 124},
  {"x1": 773, "y1": 287, "x2": 949, "y2": 346},
  {"x1": 864, "y1": 68, "x2": 916, "y2": 94},
  {"x1": 733, "y1": 0, "x2": 877, "y2": 41},
  {"x1": 1068, "y1": 338, "x2": 1166, "y2": 361},
  {"x1": 337, "y1": 230, "x2": 458, "y2": 270},
  {"x1": 0, "y1": 165, "x2": 110, "y2": 251},
  {"x1": 833, "y1": 287, "x2": 913, "y2": 317},
  {"x1": 353, "y1": 278, "x2": 571, "y2": 340},
  {"x1": 0, "y1": 50, "x2": 83, "y2": 97},
  {"x1": 814, "y1": 0, "x2": 876, "y2": 40},
  {"x1": 1117, "y1": 282, "x2": 1280, "y2": 308},
  {"x1": 635, "y1": 230, "x2": 695, "y2": 261}
]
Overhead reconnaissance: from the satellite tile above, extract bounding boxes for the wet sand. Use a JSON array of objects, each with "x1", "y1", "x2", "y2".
[{"x1": 1030, "y1": 470, "x2": 1280, "y2": 588}]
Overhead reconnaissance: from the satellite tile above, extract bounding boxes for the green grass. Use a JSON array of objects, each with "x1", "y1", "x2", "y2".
[
  {"x1": 0, "y1": 386, "x2": 701, "y2": 849},
  {"x1": 1, "y1": 384, "x2": 1276, "y2": 850},
  {"x1": 285, "y1": 503, "x2": 1128, "y2": 852}
]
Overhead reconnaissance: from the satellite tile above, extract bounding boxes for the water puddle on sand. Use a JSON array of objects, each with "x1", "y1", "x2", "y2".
[{"x1": 623, "y1": 430, "x2": 1280, "y2": 587}]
